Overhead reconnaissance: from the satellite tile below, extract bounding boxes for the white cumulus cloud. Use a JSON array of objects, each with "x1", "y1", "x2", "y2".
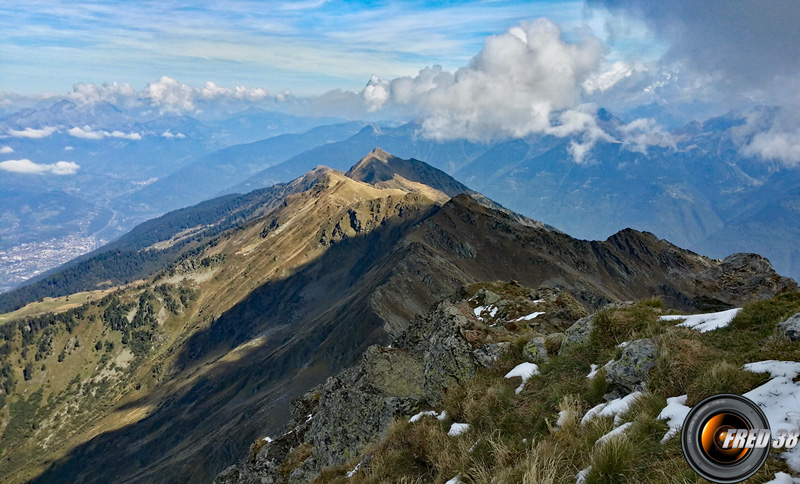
[
  {"x1": 68, "y1": 82, "x2": 138, "y2": 107},
  {"x1": 8, "y1": 126, "x2": 57, "y2": 138},
  {"x1": 619, "y1": 117, "x2": 675, "y2": 154},
  {"x1": 145, "y1": 77, "x2": 269, "y2": 113},
  {"x1": 741, "y1": 128, "x2": 800, "y2": 166},
  {"x1": 68, "y1": 125, "x2": 142, "y2": 140},
  {"x1": 354, "y1": 18, "x2": 621, "y2": 161},
  {"x1": 0, "y1": 145, "x2": 13, "y2": 154},
  {"x1": 0, "y1": 159, "x2": 80, "y2": 175},
  {"x1": 161, "y1": 131, "x2": 186, "y2": 139}
]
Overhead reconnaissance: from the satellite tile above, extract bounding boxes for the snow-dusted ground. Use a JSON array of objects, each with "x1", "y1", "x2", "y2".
[
  {"x1": 659, "y1": 308, "x2": 742, "y2": 332},
  {"x1": 581, "y1": 392, "x2": 643, "y2": 426},
  {"x1": 764, "y1": 472, "x2": 800, "y2": 484},
  {"x1": 409, "y1": 410, "x2": 439, "y2": 423},
  {"x1": 448, "y1": 423, "x2": 471, "y2": 437},
  {"x1": 743, "y1": 361, "x2": 800, "y2": 472},
  {"x1": 596, "y1": 421, "x2": 634, "y2": 445},
  {"x1": 408, "y1": 410, "x2": 448, "y2": 423},
  {"x1": 576, "y1": 466, "x2": 591, "y2": 484},
  {"x1": 473, "y1": 305, "x2": 498, "y2": 321},
  {"x1": 345, "y1": 462, "x2": 361, "y2": 478},
  {"x1": 656, "y1": 394, "x2": 690, "y2": 443},
  {"x1": 513, "y1": 311, "x2": 545, "y2": 322},
  {"x1": 504, "y1": 362, "x2": 540, "y2": 394}
]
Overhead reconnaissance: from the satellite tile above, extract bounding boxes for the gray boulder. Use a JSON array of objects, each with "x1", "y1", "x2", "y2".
[
  {"x1": 477, "y1": 288, "x2": 501, "y2": 306},
  {"x1": 522, "y1": 337, "x2": 549, "y2": 363},
  {"x1": 778, "y1": 313, "x2": 800, "y2": 341},
  {"x1": 604, "y1": 338, "x2": 658, "y2": 393},
  {"x1": 473, "y1": 342, "x2": 511, "y2": 368},
  {"x1": 561, "y1": 315, "x2": 595, "y2": 350}
]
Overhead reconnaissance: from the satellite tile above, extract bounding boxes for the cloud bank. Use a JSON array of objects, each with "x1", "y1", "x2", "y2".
[
  {"x1": 68, "y1": 126, "x2": 142, "y2": 140},
  {"x1": 350, "y1": 18, "x2": 670, "y2": 162},
  {"x1": 0, "y1": 146, "x2": 13, "y2": 154},
  {"x1": 0, "y1": 159, "x2": 80, "y2": 175},
  {"x1": 8, "y1": 127, "x2": 57, "y2": 139},
  {"x1": 64, "y1": 77, "x2": 272, "y2": 115}
]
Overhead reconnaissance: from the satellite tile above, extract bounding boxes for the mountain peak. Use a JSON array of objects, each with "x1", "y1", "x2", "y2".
[{"x1": 346, "y1": 148, "x2": 473, "y2": 199}]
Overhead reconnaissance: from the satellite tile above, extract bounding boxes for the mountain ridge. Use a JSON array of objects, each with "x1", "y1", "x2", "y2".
[{"x1": 0, "y1": 149, "x2": 795, "y2": 483}]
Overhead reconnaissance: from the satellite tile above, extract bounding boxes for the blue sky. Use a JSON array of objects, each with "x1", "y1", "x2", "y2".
[{"x1": 0, "y1": 0, "x2": 620, "y2": 95}]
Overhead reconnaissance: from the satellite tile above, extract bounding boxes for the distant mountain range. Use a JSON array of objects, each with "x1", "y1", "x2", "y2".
[{"x1": 2, "y1": 100, "x2": 799, "y2": 289}]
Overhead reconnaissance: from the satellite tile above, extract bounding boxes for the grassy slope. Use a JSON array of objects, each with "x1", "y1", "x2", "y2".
[{"x1": 307, "y1": 292, "x2": 800, "y2": 484}]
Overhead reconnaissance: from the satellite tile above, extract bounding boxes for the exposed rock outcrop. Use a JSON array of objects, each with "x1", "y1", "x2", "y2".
[
  {"x1": 778, "y1": 313, "x2": 800, "y2": 341},
  {"x1": 694, "y1": 253, "x2": 798, "y2": 310},
  {"x1": 603, "y1": 338, "x2": 659, "y2": 395}
]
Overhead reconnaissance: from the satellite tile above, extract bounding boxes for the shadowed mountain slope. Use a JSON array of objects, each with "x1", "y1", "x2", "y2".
[{"x1": 2, "y1": 150, "x2": 793, "y2": 484}]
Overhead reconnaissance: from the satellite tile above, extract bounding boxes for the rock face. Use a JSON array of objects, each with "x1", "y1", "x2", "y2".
[
  {"x1": 522, "y1": 337, "x2": 549, "y2": 363},
  {"x1": 603, "y1": 339, "x2": 659, "y2": 394},
  {"x1": 694, "y1": 253, "x2": 798, "y2": 310},
  {"x1": 562, "y1": 315, "x2": 596, "y2": 350},
  {"x1": 215, "y1": 296, "x2": 511, "y2": 484},
  {"x1": 473, "y1": 342, "x2": 511, "y2": 368},
  {"x1": 778, "y1": 313, "x2": 800, "y2": 341}
]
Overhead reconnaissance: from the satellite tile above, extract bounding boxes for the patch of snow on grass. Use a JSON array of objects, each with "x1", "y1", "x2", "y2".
[
  {"x1": 744, "y1": 360, "x2": 800, "y2": 472},
  {"x1": 581, "y1": 392, "x2": 642, "y2": 425},
  {"x1": 596, "y1": 422, "x2": 634, "y2": 445},
  {"x1": 586, "y1": 364, "x2": 599, "y2": 379},
  {"x1": 659, "y1": 308, "x2": 741, "y2": 332},
  {"x1": 437, "y1": 410, "x2": 448, "y2": 421},
  {"x1": 657, "y1": 395, "x2": 690, "y2": 443},
  {"x1": 445, "y1": 475, "x2": 463, "y2": 484},
  {"x1": 504, "y1": 362, "x2": 540, "y2": 394},
  {"x1": 576, "y1": 466, "x2": 591, "y2": 484},
  {"x1": 764, "y1": 472, "x2": 800, "y2": 484},
  {"x1": 448, "y1": 423, "x2": 471, "y2": 437},
  {"x1": 409, "y1": 410, "x2": 440, "y2": 423},
  {"x1": 263, "y1": 436, "x2": 273, "y2": 443},
  {"x1": 514, "y1": 311, "x2": 545, "y2": 321},
  {"x1": 346, "y1": 462, "x2": 361, "y2": 478}
]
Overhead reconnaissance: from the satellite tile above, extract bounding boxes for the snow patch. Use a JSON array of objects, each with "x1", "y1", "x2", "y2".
[
  {"x1": 764, "y1": 472, "x2": 800, "y2": 484},
  {"x1": 576, "y1": 466, "x2": 591, "y2": 484},
  {"x1": 659, "y1": 308, "x2": 741, "y2": 332},
  {"x1": 657, "y1": 394, "x2": 691, "y2": 443},
  {"x1": 262, "y1": 436, "x2": 274, "y2": 443},
  {"x1": 409, "y1": 410, "x2": 439, "y2": 423},
  {"x1": 743, "y1": 360, "x2": 800, "y2": 472},
  {"x1": 596, "y1": 421, "x2": 634, "y2": 445},
  {"x1": 346, "y1": 462, "x2": 361, "y2": 478},
  {"x1": 504, "y1": 362, "x2": 540, "y2": 394},
  {"x1": 445, "y1": 475, "x2": 463, "y2": 484},
  {"x1": 581, "y1": 392, "x2": 643, "y2": 425},
  {"x1": 514, "y1": 311, "x2": 545, "y2": 321},
  {"x1": 586, "y1": 364, "x2": 599, "y2": 379},
  {"x1": 448, "y1": 423, "x2": 471, "y2": 437}
]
